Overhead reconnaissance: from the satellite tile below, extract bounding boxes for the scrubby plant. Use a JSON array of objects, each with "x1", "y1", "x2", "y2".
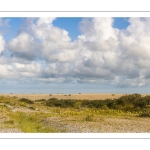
[
  {"x1": 45, "y1": 94, "x2": 150, "y2": 112},
  {"x1": 29, "y1": 106, "x2": 35, "y2": 110},
  {"x1": 20, "y1": 102, "x2": 27, "y2": 107},
  {"x1": 35, "y1": 99, "x2": 46, "y2": 102},
  {"x1": 85, "y1": 114, "x2": 94, "y2": 121},
  {"x1": 19, "y1": 98, "x2": 34, "y2": 104},
  {"x1": 75, "y1": 102, "x2": 82, "y2": 109},
  {"x1": 139, "y1": 110, "x2": 150, "y2": 117}
]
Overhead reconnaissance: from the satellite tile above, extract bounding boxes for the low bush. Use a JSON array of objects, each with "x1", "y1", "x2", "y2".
[
  {"x1": 20, "y1": 102, "x2": 27, "y2": 107},
  {"x1": 139, "y1": 110, "x2": 150, "y2": 117},
  {"x1": 35, "y1": 99, "x2": 47, "y2": 102},
  {"x1": 19, "y1": 98, "x2": 34, "y2": 104},
  {"x1": 29, "y1": 106, "x2": 35, "y2": 110},
  {"x1": 45, "y1": 94, "x2": 150, "y2": 112},
  {"x1": 85, "y1": 114, "x2": 94, "y2": 121}
]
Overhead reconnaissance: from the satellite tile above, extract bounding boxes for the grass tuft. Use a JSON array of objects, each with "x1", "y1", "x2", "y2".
[{"x1": 10, "y1": 112, "x2": 57, "y2": 133}]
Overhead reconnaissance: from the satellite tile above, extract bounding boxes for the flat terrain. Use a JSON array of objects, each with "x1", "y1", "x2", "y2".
[
  {"x1": 0, "y1": 94, "x2": 150, "y2": 133},
  {"x1": 1, "y1": 93, "x2": 125, "y2": 101}
]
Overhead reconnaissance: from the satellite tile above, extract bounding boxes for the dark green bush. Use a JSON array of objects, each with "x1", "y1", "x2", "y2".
[
  {"x1": 107, "y1": 101, "x2": 117, "y2": 109},
  {"x1": 46, "y1": 98, "x2": 76, "y2": 108},
  {"x1": 35, "y1": 99, "x2": 47, "y2": 102},
  {"x1": 45, "y1": 94, "x2": 150, "y2": 111},
  {"x1": 85, "y1": 114, "x2": 94, "y2": 121},
  {"x1": 19, "y1": 98, "x2": 34, "y2": 104},
  {"x1": 139, "y1": 110, "x2": 150, "y2": 117},
  {"x1": 29, "y1": 106, "x2": 35, "y2": 110}
]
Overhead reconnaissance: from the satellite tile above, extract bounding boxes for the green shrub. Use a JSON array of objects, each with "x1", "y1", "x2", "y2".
[
  {"x1": 85, "y1": 114, "x2": 94, "y2": 121},
  {"x1": 75, "y1": 102, "x2": 82, "y2": 109},
  {"x1": 29, "y1": 106, "x2": 35, "y2": 110},
  {"x1": 45, "y1": 94, "x2": 150, "y2": 111},
  {"x1": 107, "y1": 101, "x2": 117, "y2": 109},
  {"x1": 35, "y1": 99, "x2": 46, "y2": 102},
  {"x1": 49, "y1": 98, "x2": 58, "y2": 101},
  {"x1": 19, "y1": 98, "x2": 34, "y2": 104},
  {"x1": 139, "y1": 110, "x2": 150, "y2": 117},
  {"x1": 20, "y1": 102, "x2": 27, "y2": 107}
]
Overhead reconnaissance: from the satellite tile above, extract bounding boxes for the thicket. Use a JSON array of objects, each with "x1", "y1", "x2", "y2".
[
  {"x1": 45, "y1": 94, "x2": 150, "y2": 111},
  {"x1": 19, "y1": 98, "x2": 34, "y2": 104}
]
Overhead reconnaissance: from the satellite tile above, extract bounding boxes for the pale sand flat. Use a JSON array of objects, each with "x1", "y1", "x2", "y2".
[{"x1": 1, "y1": 93, "x2": 149, "y2": 101}]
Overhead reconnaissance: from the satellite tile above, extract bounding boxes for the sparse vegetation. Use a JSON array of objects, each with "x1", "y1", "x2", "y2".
[
  {"x1": 0, "y1": 94, "x2": 150, "y2": 133},
  {"x1": 10, "y1": 112, "x2": 57, "y2": 133}
]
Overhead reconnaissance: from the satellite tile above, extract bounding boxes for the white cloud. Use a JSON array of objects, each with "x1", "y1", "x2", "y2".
[
  {"x1": 119, "y1": 17, "x2": 150, "y2": 59},
  {"x1": 2, "y1": 17, "x2": 150, "y2": 88},
  {"x1": 0, "y1": 34, "x2": 5, "y2": 53},
  {"x1": 78, "y1": 18, "x2": 119, "y2": 51},
  {"x1": 8, "y1": 32, "x2": 34, "y2": 52},
  {"x1": 36, "y1": 17, "x2": 56, "y2": 26},
  {"x1": 8, "y1": 32, "x2": 40, "y2": 60}
]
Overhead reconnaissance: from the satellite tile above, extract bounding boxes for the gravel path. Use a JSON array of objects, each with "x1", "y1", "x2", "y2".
[
  {"x1": 0, "y1": 128, "x2": 23, "y2": 133},
  {"x1": 44, "y1": 116, "x2": 150, "y2": 133}
]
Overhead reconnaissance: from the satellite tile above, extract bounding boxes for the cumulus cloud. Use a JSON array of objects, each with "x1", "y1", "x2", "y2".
[
  {"x1": 2, "y1": 17, "x2": 150, "y2": 88},
  {"x1": 36, "y1": 17, "x2": 56, "y2": 26},
  {"x1": 8, "y1": 32, "x2": 40, "y2": 60},
  {"x1": 119, "y1": 18, "x2": 150, "y2": 59},
  {"x1": 31, "y1": 18, "x2": 77, "y2": 62},
  {"x1": 0, "y1": 34, "x2": 5, "y2": 53},
  {"x1": 78, "y1": 17, "x2": 119, "y2": 51}
]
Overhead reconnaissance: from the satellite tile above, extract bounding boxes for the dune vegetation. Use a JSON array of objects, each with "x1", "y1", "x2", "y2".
[{"x1": 0, "y1": 93, "x2": 150, "y2": 133}]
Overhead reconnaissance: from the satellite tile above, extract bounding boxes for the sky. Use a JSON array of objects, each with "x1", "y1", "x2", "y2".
[{"x1": 0, "y1": 17, "x2": 150, "y2": 94}]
